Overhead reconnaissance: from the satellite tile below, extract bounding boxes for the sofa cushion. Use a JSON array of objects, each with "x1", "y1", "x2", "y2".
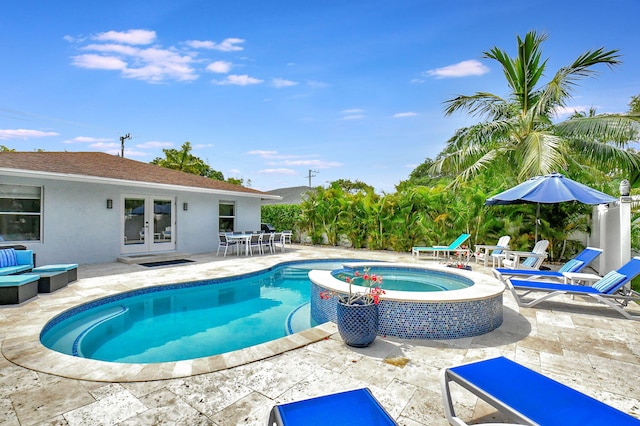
[{"x1": 0, "y1": 249, "x2": 18, "y2": 268}]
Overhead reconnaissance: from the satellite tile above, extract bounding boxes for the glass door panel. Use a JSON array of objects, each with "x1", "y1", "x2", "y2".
[
  {"x1": 151, "y1": 198, "x2": 173, "y2": 249},
  {"x1": 124, "y1": 198, "x2": 145, "y2": 247},
  {"x1": 122, "y1": 196, "x2": 174, "y2": 254}
]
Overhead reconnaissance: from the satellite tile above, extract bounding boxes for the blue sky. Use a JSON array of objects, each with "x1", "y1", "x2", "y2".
[{"x1": 1, "y1": 1, "x2": 639, "y2": 193}]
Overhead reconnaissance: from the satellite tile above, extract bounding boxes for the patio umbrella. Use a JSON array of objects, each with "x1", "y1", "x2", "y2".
[{"x1": 485, "y1": 172, "x2": 617, "y2": 240}]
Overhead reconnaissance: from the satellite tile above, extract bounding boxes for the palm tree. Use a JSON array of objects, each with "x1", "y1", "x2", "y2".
[{"x1": 432, "y1": 31, "x2": 640, "y2": 185}]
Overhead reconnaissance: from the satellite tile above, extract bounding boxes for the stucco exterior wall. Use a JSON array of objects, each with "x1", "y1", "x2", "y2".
[{"x1": 1, "y1": 176, "x2": 263, "y2": 265}]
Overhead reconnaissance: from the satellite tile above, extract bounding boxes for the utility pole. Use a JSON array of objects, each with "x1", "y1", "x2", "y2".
[
  {"x1": 119, "y1": 133, "x2": 131, "y2": 157},
  {"x1": 307, "y1": 169, "x2": 318, "y2": 187}
]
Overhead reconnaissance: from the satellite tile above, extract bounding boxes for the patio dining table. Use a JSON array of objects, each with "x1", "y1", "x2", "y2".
[{"x1": 226, "y1": 233, "x2": 253, "y2": 256}]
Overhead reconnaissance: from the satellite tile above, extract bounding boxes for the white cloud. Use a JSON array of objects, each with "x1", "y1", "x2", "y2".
[
  {"x1": 282, "y1": 159, "x2": 342, "y2": 169},
  {"x1": 393, "y1": 112, "x2": 418, "y2": 118},
  {"x1": 341, "y1": 108, "x2": 364, "y2": 114},
  {"x1": 89, "y1": 142, "x2": 119, "y2": 150},
  {"x1": 136, "y1": 141, "x2": 173, "y2": 148},
  {"x1": 258, "y1": 168, "x2": 296, "y2": 175},
  {"x1": 64, "y1": 136, "x2": 113, "y2": 144},
  {"x1": 215, "y1": 74, "x2": 263, "y2": 86},
  {"x1": 72, "y1": 54, "x2": 127, "y2": 70},
  {"x1": 192, "y1": 143, "x2": 214, "y2": 148},
  {"x1": 272, "y1": 78, "x2": 298, "y2": 88},
  {"x1": 187, "y1": 38, "x2": 245, "y2": 52},
  {"x1": 93, "y1": 29, "x2": 156, "y2": 45},
  {"x1": 426, "y1": 59, "x2": 489, "y2": 78},
  {"x1": 206, "y1": 60, "x2": 232, "y2": 73},
  {"x1": 553, "y1": 105, "x2": 589, "y2": 117},
  {"x1": 248, "y1": 150, "x2": 278, "y2": 157},
  {"x1": 0, "y1": 129, "x2": 59, "y2": 140},
  {"x1": 342, "y1": 114, "x2": 366, "y2": 120}
]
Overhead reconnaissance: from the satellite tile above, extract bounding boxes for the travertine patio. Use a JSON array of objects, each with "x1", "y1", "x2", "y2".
[{"x1": 1, "y1": 245, "x2": 639, "y2": 425}]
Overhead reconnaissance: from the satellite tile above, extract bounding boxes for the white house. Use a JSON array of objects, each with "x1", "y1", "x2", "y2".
[{"x1": 0, "y1": 152, "x2": 280, "y2": 265}]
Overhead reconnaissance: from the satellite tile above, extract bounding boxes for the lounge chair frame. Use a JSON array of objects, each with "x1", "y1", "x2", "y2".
[
  {"x1": 412, "y1": 234, "x2": 471, "y2": 259},
  {"x1": 493, "y1": 246, "x2": 603, "y2": 281},
  {"x1": 441, "y1": 356, "x2": 640, "y2": 426},
  {"x1": 506, "y1": 256, "x2": 640, "y2": 321}
]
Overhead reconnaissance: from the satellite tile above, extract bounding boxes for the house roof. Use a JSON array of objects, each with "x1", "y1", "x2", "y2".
[
  {"x1": 262, "y1": 186, "x2": 312, "y2": 204},
  {"x1": 0, "y1": 152, "x2": 279, "y2": 199}
]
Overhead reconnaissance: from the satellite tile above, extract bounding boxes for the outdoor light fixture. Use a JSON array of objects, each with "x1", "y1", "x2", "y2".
[
  {"x1": 106, "y1": 199, "x2": 113, "y2": 209},
  {"x1": 183, "y1": 202, "x2": 188, "y2": 211},
  {"x1": 620, "y1": 179, "x2": 630, "y2": 196}
]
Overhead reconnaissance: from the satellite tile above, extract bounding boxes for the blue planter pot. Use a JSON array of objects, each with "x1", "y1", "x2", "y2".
[{"x1": 336, "y1": 298, "x2": 379, "y2": 347}]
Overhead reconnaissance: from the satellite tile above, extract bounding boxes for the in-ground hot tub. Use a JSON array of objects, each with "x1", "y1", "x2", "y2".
[{"x1": 309, "y1": 262, "x2": 505, "y2": 339}]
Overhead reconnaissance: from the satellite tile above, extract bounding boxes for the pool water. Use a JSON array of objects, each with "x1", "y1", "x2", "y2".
[
  {"x1": 333, "y1": 265, "x2": 472, "y2": 292},
  {"x1": 41, "y1": 260, "x2": 356, "y2": 364}
]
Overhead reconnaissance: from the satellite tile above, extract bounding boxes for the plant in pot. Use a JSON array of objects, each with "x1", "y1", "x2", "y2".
[{"x1": 320, "y1": 267, "x2": 385, "y2": 347}]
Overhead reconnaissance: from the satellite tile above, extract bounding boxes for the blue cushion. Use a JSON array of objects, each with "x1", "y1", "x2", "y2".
[
  {"x1": 521, "y1": 256, "x2": 537, "y2": 267},
  {"x1": 558, "y1": 259, "x2": 584, "y2": 273},
  {"x1": 0, "y1": 249, "x2": 17, "y2": 268},
  {"x1": 592, "y1": 271, "x2": 627, "y2": 293}
]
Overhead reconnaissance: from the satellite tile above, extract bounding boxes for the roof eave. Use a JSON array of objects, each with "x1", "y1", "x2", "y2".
[{"x1": 0, "y1": 168, "x2": 282, "y2": 200}]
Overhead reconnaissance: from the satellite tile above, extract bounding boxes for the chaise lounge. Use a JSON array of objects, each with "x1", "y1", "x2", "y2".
[
  {"x1": 268, "y1": 388, "x2": 397, "y2": 425},
  {"x1": 441, "y1": 356, "x2": 640, "y2": 425},
  {"x1": 412, "y1": 233, "x2": 471, "y2": 259},
  {"x1": 506, "y1": 256, "x2": 640, "y2": 320},
  {"x1": 493, "y1": 246, "x2": 603, "y2": 281}
]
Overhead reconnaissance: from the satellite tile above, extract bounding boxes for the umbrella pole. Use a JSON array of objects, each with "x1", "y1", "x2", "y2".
[{"x1": 535, "y1": 203, "x2": 540, "y2": 241}]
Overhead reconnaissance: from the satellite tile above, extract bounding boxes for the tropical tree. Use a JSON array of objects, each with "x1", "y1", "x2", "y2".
[
  {"x1": 433, "y1": 31, "x2": 640, "y2": 186},
  {"x1": 151, "y1": 142, "x2": 225, "y2": 180}
]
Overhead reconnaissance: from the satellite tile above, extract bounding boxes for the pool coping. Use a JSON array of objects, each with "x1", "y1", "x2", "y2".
[
  {"x1": 2, "y1": 320, "x2": 337, "y2": 382},
  {"x1": 309, "y1": 262, "x2": 505, "y2": 302},
  {"x1": 1, "y1": 257, "x2": 355, "y2": 382}
]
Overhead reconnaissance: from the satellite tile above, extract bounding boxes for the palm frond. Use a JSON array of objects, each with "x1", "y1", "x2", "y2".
[
  {"x1": 556, "y1": 114, "x2": 640, "y2": 145},
  {"x1": 519, "y1": 132, "x2": 566, "y2": 178},
  {"x1": 443, "y1": 92, "x2": 507, "y2": 119}
]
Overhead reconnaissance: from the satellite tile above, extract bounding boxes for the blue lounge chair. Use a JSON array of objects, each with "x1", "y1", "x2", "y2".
[
  {"x1": 268, "y1": 388, "x2": 397, "y2": 425},
  {"x1": 506, "y1": 256, "x2": 640, "y2": 321},
  {"x1": 412, "y1": 233, "x2": 471, "y2": 259},
  {"x1": 493, "y1": 246, "x2": 603, "y2": 281},
  {"x1": 441, "y1": 356, "x2": 640, "y2": 425}
]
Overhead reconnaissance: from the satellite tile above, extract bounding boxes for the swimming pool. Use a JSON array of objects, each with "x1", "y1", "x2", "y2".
[
  {"x1": 40, "y1": 259, "x2": 359, "y2": 364},
  {"x1": 332, "y1": 265, "x2": 472, "y2": 292}
]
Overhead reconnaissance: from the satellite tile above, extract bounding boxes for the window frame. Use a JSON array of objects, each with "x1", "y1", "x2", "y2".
[
  {"x1": 0, "y1": 184, "x2": 43, "y2": 242},
  {"x1": 218, "y1": 201, "x2": 236, "y2": 232}
]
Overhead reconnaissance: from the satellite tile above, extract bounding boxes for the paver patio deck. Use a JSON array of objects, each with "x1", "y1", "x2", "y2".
[{"x1": 1, "y1": 245, "x2": 639, "y2": 425}]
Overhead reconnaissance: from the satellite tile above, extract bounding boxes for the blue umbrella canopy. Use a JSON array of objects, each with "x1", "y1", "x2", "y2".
[
  {"x1": 485, "y1": 172, "x2": 617, "y2": 241},
  {"x1": 485, "y1": 173, "x2": 617, "y2": 206}
]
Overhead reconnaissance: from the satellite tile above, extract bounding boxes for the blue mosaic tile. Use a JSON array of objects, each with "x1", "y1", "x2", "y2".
[{"x1": 311, "y1": 282, "x2": 503, "y2": 340}]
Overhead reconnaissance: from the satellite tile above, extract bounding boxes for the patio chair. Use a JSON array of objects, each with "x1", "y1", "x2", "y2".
[
  {"x1": 441, "y1": 356, "x2": 640, "y2": 426},
  {"x1": 282, "y1": 230, "x2": 293, "y2": 247},
  {"x1": 493, "y1": 246, "x2": 602, "y2": 281},
  {"x1": 268, "y1": 388, "x2": 397, "y2": 425},
  {"x1": 248, "y1": 233, "x2": 262, "y2": 256},
  {"x1": 260, "y1": 232, "x2": 274, "y2": 254},
  {"x1": 500, "y1": 239, "x2": 549, "y2": 270},
  {"x1": 506, "y1": 256, "x2": 640, "y2": 320},
  {"x1": 216, "y1": 233, "x2": 236, "y2": 257},
  {"x1": 411, "y1": 234, "x2": 471, "y2": 259},
  {"x1": 272, "y1": 232, "x2": 286, "y2": 253},
  {"x1": 474, "y1": 235, "x2": 510, "y2": 267}
]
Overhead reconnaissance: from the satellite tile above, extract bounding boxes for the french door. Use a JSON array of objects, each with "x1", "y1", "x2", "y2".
[{"x1": 121, "y1": 196, "x2": 175, "y2": 254}]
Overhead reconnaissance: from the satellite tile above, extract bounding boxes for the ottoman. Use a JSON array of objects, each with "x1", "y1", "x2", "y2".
[
  {"x1": 32, "y1": 264, "x2": 78, "y2": 283},
  {"x1": 37, "y1": 271, "x2": 68, "y2": 293},
  {"x1": 0, "y1": 274, "x2": 40, "y2": 304}
]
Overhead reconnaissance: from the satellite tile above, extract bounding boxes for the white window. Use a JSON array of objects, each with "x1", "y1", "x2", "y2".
[
  {"x1": 0, "y1": 184, "x2": 42, "y2": 242},
  {"x1": 219, "y1": 202, "x2": 235, "y2": 232}
]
